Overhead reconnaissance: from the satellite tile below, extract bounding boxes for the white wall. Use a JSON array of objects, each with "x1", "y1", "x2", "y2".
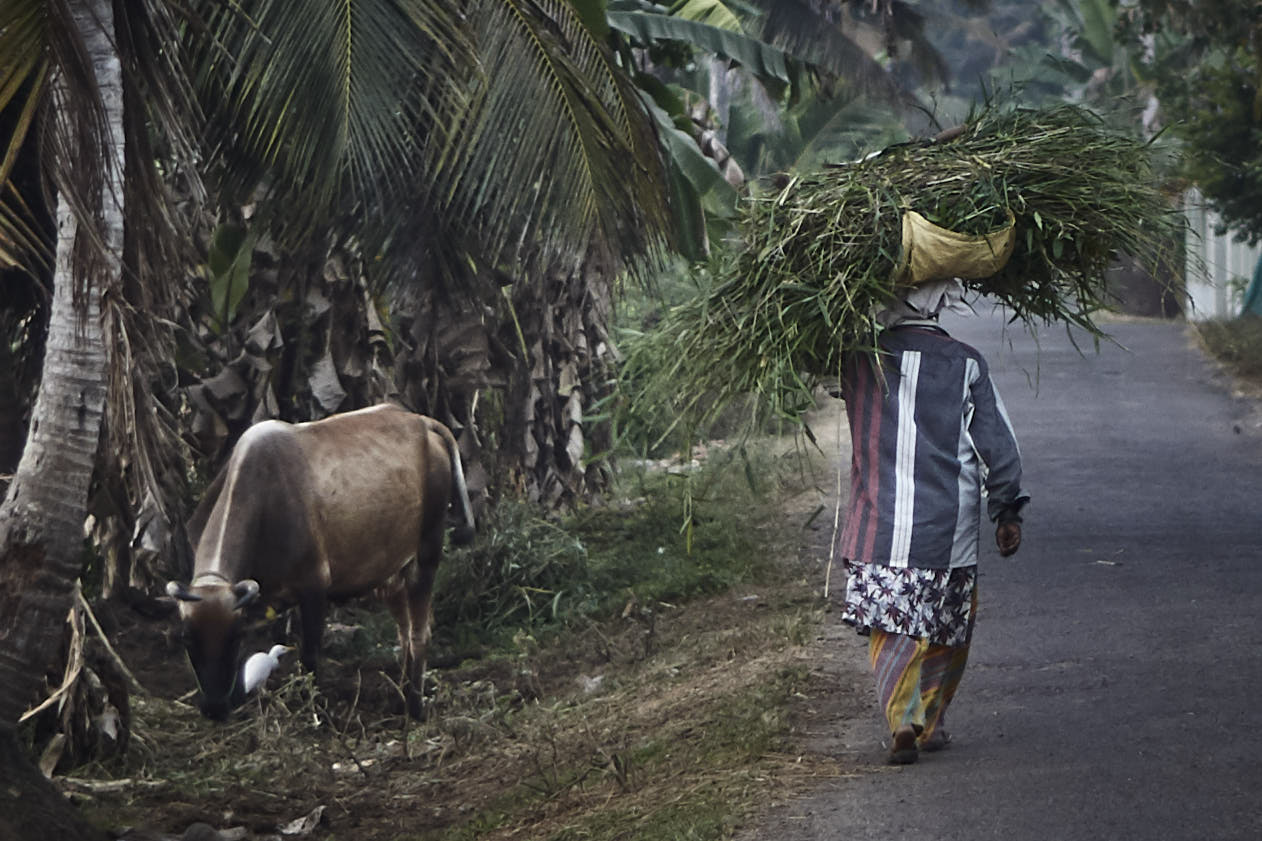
[{"x1": 1184, "y1": 188, "x2": 1262, "y2": 320}]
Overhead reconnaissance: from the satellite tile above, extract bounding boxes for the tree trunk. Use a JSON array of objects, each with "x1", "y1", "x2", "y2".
[
  {"x1": 0, "y1": 0, "x2": 121, "y2": 837},
  {"x1": 503, "y1": 252, "x2": 616, "y2": 506},
  {"x1": 0, "y1": 218, "x2": 109, "y2": 721}
]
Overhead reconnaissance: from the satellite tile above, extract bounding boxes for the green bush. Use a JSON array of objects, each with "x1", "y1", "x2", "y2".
[
  {"x1": 434, "y1": 443, "x2": 796, "y2": 649},
  {"x1": 435, "y1": 500, "x2": 590, "y2": 635}
]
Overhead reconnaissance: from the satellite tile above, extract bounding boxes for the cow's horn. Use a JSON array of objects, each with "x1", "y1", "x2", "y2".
[
  {"x1": 166, "y1": 581, "x2": 202, "y2": 602},
  {"x1": 232, "y1": 579, "x2": 260, "y2": 610}
]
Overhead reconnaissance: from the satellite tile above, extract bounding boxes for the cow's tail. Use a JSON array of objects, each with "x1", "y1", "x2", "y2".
[{"x1": 429, "y1": 419, "x2": 476, "y2": 545}]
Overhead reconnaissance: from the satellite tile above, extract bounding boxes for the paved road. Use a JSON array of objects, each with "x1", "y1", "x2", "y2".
[{"x1": 758, "y1": 308, "x2": 1262, "y2": 840}]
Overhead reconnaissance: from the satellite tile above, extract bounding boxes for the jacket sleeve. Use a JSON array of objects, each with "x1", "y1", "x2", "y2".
[{"x1": 968, "y1": 363, "x2": 1030, "y2": 522}]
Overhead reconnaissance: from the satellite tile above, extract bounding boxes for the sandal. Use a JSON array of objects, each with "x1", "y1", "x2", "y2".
[
  {"x1": 920, "y1": 728, "x2": 952, "y2": 753},
  {"x1": 888, "y1": 725, "x2": 920, "y2": 765}
]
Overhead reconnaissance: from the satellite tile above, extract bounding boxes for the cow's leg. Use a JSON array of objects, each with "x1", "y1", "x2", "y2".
[
  {"x1": 297, "y1": 589, "x2": 327, "y2": 675},
  {"x1": 391, "y1": 530, "x2": 442, "y2": 719},
  {"x1": 383, "y1": 572, "x2": 417, "y2": 717},
  {"x1": 406, "y1": 559, "x2": 439, "y2": 719}
]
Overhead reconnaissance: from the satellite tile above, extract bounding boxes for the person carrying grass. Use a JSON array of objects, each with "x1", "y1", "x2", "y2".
[{"x1": 836, "y1": 278, "x2": 1028, "y2": 765}]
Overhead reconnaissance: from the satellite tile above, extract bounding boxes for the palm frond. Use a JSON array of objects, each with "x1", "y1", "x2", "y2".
[
  {"x1": 39, "y1": 0, "x2": 122, "y2": 308},
  {"x1": 189, "y1": 0, "x2": 474, "y2": 241},
  {"x1": 118, "y1": 0, "x2": 206, "y2": 290},
  {"x1": 433, "y1": 0, "x2": 671, "y2": 272},
  {"x1": 0, "y1": 186, "x2": 50, "y2": 273},
  {"x1": 108, "y1": 0, "x2": 212, "y2": 560},
  {"x1": 0, "y1": 0, "x2": 47, "y2": 153},
  {"x1": 0, "y1": 0, "x2": 51, "y2": 274}
]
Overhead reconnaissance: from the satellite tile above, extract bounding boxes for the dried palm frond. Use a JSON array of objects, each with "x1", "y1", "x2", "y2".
[{"x1": 621, "y1": 101, "x2": 1184, "y2": 431}]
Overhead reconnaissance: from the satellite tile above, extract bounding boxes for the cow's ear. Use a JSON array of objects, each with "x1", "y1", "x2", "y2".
[
  {"x1": 232, "y1": 579, "x2": 260, "y2": 610},
  {"x1": 166, "y1": 581, "x2": 202, "y2": 602}
]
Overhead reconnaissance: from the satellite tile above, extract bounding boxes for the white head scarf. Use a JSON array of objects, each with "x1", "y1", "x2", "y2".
[{"x1": 876, "y1": 278, "x2": 973, "y2": 328}]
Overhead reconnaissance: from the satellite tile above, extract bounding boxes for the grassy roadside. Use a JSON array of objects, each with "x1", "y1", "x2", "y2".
[
  {"x1": 1194, "y1": 315, "x2": 1262, "y2": 393},
  {"x1": 68, "y1": 433, "x2": 846, "y2": 841}
]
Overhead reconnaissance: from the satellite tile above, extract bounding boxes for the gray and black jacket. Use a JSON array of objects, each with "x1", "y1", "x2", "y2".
[{"x1": 838, "y1": 322, "x2": 1029, "y2": 570}]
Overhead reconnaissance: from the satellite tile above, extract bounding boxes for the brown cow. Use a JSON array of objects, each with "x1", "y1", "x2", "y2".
[{"x1": 167, "y1": 404, "x2": 475, "y2": 720}]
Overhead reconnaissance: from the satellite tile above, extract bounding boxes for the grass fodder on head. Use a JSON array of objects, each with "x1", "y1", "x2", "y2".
[{"x1": 622, "y1": 99, "x2": 1185, "y2": 433}]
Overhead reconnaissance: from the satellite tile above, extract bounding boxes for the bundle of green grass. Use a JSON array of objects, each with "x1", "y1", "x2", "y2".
[{"x1": 622, "y1": 101, "x2": 1182, "y2": 430}]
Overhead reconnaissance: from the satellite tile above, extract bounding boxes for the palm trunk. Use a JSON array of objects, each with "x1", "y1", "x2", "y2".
[
  {"x1": 0, "y1": 1, "x2": 122, "y2": 837},
  {"x1": 0, "y1": 214, "x2": 109, "y2": 724},
  {"x1": 505, "y1": 252, "x2": 616, "y2": 505}
]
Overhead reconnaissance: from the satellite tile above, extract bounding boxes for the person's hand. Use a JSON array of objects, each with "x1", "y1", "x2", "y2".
[{"x1": 996, "y1": 521, "x2": 1021, "y2": 557}]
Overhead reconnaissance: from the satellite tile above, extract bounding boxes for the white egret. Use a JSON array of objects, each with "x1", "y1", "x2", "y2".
[{"x1": 241, "y1": 644, "x2": 293, "y2": 694}]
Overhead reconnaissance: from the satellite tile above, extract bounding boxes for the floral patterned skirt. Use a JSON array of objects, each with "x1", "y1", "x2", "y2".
[{"x1": 840, "y1": 561, "x2": 977, "y2": 648}]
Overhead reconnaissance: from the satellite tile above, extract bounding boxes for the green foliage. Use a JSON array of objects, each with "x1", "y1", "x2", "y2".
[
  {"x1": 435, "y1": 500, "x2": 590, "y2": 635},
  {"x1": 722, "y1": 73, "x2": 908, "y2": 178},
  {"x1": 576, "y1": 468, "x2": 772, "y2": 605},
  {"x1": 989, "y1": 1, "x2": 1123, "y2": 99},
  {"x1": 1157, "y1": 48, "x2": 1262, "y2": 241},
  {"x1": 738, "y1": 0, "x2": 928, "y2": 108},
  {"x1": 434, "y1": 444, "x2": 788, "y2": 648},
  {"x1": 206, "y1": 223, "x2": 254, "y2": 332},
  {"x1": 608, "y1": 5, "x2": 793, "y2": 84},
  {"x1": 569, "y1": 0, "x2": 611, "y2": 38},
  {"x1": 1125, "y1": 0, "x2": 1262, "y2": 243},
  {"x1": 640, "y1": 93, "x2": 742, "y2": 242}
]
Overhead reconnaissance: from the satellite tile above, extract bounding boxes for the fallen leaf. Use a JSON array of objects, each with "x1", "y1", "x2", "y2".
[{"x1": 278, "y1": 805, "x2": 325, "y2": 836}]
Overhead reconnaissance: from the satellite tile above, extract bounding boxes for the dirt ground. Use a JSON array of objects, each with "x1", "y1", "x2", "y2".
[{"x1": 44, "y1": 407, "x2": 885, "y2": 841}]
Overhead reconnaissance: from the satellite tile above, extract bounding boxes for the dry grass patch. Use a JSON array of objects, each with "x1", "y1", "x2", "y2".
[{"x1": 66, "y1": 580, "x2": 840, "y2": 841}]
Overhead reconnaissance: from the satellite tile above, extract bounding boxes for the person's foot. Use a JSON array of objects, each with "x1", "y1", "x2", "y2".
[
  {"x1": 919, "y1": 728, "x2": 952, "y2": 753},
  {"x1": 888, "y1": 725, "x2": 919, "y2": 765}
]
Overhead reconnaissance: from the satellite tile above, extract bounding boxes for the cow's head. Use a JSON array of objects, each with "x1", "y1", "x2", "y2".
[{"x1": 166, "y1": 577, "x2": 260, "y2": 720}]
